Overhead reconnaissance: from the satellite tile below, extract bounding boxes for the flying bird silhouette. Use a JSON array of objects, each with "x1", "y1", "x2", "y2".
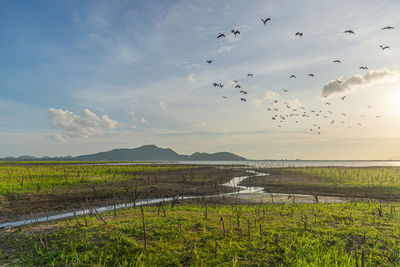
[
  {"x1": 235, "y1": 85, "x2": 241, "y2": 88},
  {"x1": 290, "y1": 75, "x2": 296, "y2": 78},
  {"x1": 336, "y1": 80, "x2": 343, "y2": 83},
  {"x1": 380, "y1": 45, "x2": 390, "y2": 50},
  {"x1": 231, "y1": 29, "x2": 240, "y2": 37},
  {"x1": 247, "y1": 73, "x2": 253, "y2": 77},
  {"x1": 382, "y1": 26, "x2": 394, "y2": 30},
  {"x1": 340, "y1": 96, "x2": 346, "y2": 100},
  {"x1": 308, "y1": 73, "x2": 315, "y2": 77},
  {"x1": 283, "y1": 89, "x2": 288, "y2": 92},
  {"x1": 217, "y1": 33, "x2": 225, "y2": 38},
  {"x1": 295, "y1": 32, "x2": 303, "y2": 37},
  {"x1": 222, "y1": 96, "x2": 228, "y2": 99},
  {"x1": 262, "y1": 18, "x2": 271, "y2": 25},
  {"x1": 359, "y1": 66, "x2": 368, "y2": 70},
  {"x1": 333, "y1": 60, "x2": 341, "y2": 63},
  {"x1": 240, "y1": 98, "x2": 247, "y2": 102},
  {"x1": 343, "y1": 29, "x2": 355, "y2": 34},
  {"x1": 240, "y1": 90, "x2": 247, "y2": 95},
  {"x1": 206, "y1": 60, "x2": 213, "y2": 64}
]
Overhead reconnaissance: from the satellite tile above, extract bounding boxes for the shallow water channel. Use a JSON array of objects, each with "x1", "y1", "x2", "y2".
[{"x1": 0, "y1": 169, "x2": 349, "y2": 229}]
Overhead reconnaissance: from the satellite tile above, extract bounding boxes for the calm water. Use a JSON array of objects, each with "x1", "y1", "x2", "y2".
[
  {"x1": 66, "y1": 160, "x2": 400, "y2": 168},
  {"x1": 177, "y1": 160, "x2": 400, "y2": 168}
]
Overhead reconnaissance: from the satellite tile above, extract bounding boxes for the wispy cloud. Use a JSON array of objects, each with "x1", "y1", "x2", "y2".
[
  {"x1": 321, "y1": 68, "x2": 398, "y2": 97},
  {"x1": 48, "y1": 108, "x2": 118, "y2": 138},
  {"x1": 187, "y1": 73, "x2": 196, "y2": 83},
  {"x1": 159, "y1": 100, "x2": 167, "y2": 111}
]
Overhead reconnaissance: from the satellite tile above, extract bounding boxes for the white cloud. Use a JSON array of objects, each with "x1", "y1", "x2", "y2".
[
  {"x1": 159, "y1": 100, "x2": 167, "y2": 111},
  {"x1": 187, "y1": 73, "x2": 195, "y2": 83},
  {"x1": 193, "y1": 121, "x2": 207, "y2": 128},
  {"x1": 49, "y1": 134, "x2": 65, "y2": 143},
  {"x1": 321, "y1": 68, "x2": 398, "y2": 97},
  {"x1": 217, "y1": 44, "x2": 237, "y2": 54},
  {"x1": 48, "y1": 108, "x2": 118, "y2": 138}
]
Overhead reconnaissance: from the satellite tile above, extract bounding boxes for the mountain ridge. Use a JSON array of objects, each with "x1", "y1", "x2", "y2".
[{"x1": 1, "y1": 145, "x2": 247, "y2": 161}]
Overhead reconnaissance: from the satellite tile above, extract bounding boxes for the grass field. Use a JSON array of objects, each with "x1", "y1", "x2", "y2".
[
  {"x1": 0, "y1": 163, "x2": 194, "y2": 196},
  {"x1": 0, "y1": 163, "x2": 247, "y2": 222},
  {"x1": 3, "y1": 163, "x2": 400, "y2": 266},
  {"x1": 2, "y1": 201, "x2": 400, "y2": 266}
]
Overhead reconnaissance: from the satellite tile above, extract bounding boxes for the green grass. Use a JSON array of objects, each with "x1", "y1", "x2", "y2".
[
  {"x1": 0, "y1": 164, "x2": 195, "y2": 197},
  {"x1": 3, "y1": 202, "x2": 400, "y2": 266},
  {"x1": 286, "y1": 167, "x2": 400, "y2": 189}
]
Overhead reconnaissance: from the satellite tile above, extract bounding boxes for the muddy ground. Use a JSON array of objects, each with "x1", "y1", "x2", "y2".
[
  {"x1": 0, "y1": 166, "x2": 249, "y2": 224},
  {"x1": 240, "y1": 168, "x2": 400, "y2": 201}
]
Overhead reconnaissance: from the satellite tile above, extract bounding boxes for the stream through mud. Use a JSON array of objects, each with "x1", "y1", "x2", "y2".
[{"x1": 0, "y1": 169, "x2": 350, "y2": 229}]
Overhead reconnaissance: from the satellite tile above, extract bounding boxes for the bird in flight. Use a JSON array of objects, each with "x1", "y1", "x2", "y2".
[
  {"x1": 308, "y1": 73, "x2": 315, "y2": 77},
  {"x1": 247, "y1": 73, "x2": 253, "y2": 77},
  {"x1": 262, "y1": 18, "x2": 271, "y2": 25},
  {"x1": 359, "y1": 66, "x2": 368, "y2": 70},
  {"x1": 380, "y1": 45, "x2": 390, "y2": 50},
  {"x1": 290, "y1": 75, "x2": 296, "y2": 79},
  {"x1": 295, "y1": 32, "x2": 303, "y2": 37},
  {"x1": 213, "y1": 83, "x2": 223, "y2": 88},
  {"x1": 382, "y1": 26, "x2": 394, "y2": 30},
  {"x1": 240, "y1": 90, "x2": 247, "y2": 95},
  {"x1": 340, "y1": 96, "x2": 346, "y2": 100},
  {"x1": 240, "y1": 98, "x2": 247, "y2": 102},
  {"x1": 217, "y1": 33, "x2": 225, "y2": 38},
  {"x1": 206, "y1": 60, "x2": 213, "y2": 64},
  {"x1": 344, "y1": 29, "x2": 355, "y2": 34},
  {"x1": 235, "y1": 85, "x2": 241, "y2": 88},
  {"x1": 325, "y1": 102, "x2": 331, "y2": 105},
  {"x1": 336, "y1": 80, "x2": 343, "y2": 83},
  {"x1": 376, "y1": 115, "x2": 382, "y2": 118},
  {"x1": 333, "y1": 60, "x2": 341, "y2": 63},
  {"x1": 222, "y1": 96, "x2": 228, "y2": 99},
  {"x1": 283, "y1": 89, "x2": 288, "y2": 92},
  {"x1": 231, "y1": 29, "x2": 240, "y2": 37}
]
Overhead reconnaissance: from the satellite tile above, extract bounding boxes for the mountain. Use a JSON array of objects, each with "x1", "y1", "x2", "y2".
[
  {"x1": 1, "y1": 145, "x2": 247, "y2": 161},
  {"x1": 74, "y1": 145, "x2": 247, "y2": 161}
]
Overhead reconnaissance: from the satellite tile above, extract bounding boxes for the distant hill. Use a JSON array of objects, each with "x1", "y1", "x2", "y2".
[
  {"x1": 1, "y1": 145, "x2": 247, "y2": 161},
  {"x1": 74, "y1": 145, "x2": 247, "y2": 161}
]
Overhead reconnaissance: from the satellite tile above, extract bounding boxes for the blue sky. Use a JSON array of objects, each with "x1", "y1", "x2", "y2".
[{"x1": 2, "y1": 0, "x2": 400, "y2": 159}]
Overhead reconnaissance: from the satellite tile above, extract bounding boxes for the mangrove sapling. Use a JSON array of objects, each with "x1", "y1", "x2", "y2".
[
  {"x1": 70, "y1": 205, "x2": 81, "y2": 227},
  {"x1": 140, "y1": 205, "x2": 147, "y2": 251},
  {"x1": 112, "y1": 190, "x2": 117, "y2": 217},
  {"x1": 247, "y1": 218, "x2": 251, "y2": 249},
  {"x1": 219, "y1": 216, "x2": 226, "y2": 237},
  {"x1": 95, "y1": 209, "x2": 107, "y2": 225},
  {"x1": 203, "y1": 204, "x2": 208, "y2": 220},
  {"x1": 81, "y1": 203, "x2": 88, "y2": 226}
]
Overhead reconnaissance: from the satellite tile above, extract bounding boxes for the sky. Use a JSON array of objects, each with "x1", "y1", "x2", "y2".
[{"x1": 1, "y1": 0, "x2": 400, "y2": 160}]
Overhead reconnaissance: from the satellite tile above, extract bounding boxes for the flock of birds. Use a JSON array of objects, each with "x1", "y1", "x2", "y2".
[{"x1": 204, "y1": 18, "x2": 394, "y2": 135}]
